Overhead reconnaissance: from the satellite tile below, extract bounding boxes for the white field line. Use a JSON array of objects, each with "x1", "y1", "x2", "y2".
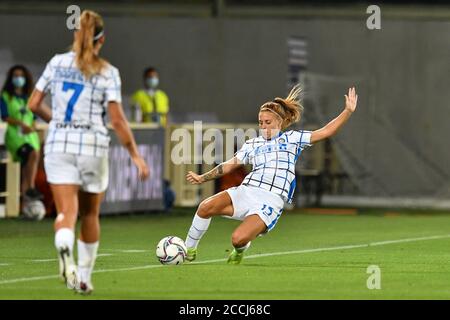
[
  {"x1": 100, "y1": 249, "x2": 148, "y2": 252},
  {"x1": 1, "y1": 233, "x2": 450, "y2": 285},
  {"x1": 369, "y1": 234, "x2": 450, "y2": 246},
  {"x1": 30, "y1": 253, "x2": 114, "y2": 263},
  {"x1": 245, "y1": 234, "x2": 450, "y2": 259},
  {"x1": 29, "y1": 259, "x2": 56, "y2": 263}
]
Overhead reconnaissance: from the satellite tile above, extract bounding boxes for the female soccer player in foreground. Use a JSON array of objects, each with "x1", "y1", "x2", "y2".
[
  {"x1": 185, "y1": 86, "x2": 357, "y2": 264},
  {"x1": 28, "y1": 10, "x2": 149, "y2": 293}
]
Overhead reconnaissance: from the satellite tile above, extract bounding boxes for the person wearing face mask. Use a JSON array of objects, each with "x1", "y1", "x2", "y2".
[
  {"x1": 131, "y1": 66, "x2": 170, "y2": 127},
  {"x1": 0, "y1": 65, "x2": 43, "y2": 203}
]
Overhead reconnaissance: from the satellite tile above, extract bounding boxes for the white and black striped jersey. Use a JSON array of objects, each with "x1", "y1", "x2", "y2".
[
  {"x1": 35, "y1": 51, "x2": 121, "y2": 157},
  {"x1": 235, "y1": 130, "x2": 312, "y2": 203}
]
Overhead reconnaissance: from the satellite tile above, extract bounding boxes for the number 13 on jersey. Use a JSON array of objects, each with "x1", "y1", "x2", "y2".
[{"x1": 62, "y1": 81, "x2": 84, "y2": 122}]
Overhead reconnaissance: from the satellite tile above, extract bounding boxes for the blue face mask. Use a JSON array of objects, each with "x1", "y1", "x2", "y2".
[
  {"x1": 146, "y1": 77, "x2": 159, "y2": 89},
  {"x1": 12, "y1": 76, "x2": 26, "y2": 88}
]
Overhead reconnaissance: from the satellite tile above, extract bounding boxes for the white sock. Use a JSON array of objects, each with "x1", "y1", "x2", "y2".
[
  {"x1": 185, "y1": 214, "x2": 211, "y2": 249},
  {"x1": 54, "y1": 228, "x2": 75, "y2": 253},
  {"x1": 77, "y1": 240, "x2": 99, "y2": 284},
  {"x1": 235, "y1": 241, "x2": 251, "y2": 253}
]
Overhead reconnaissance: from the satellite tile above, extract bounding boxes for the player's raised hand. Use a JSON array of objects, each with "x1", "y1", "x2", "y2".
[
  {"x1": 132, "y1": 156, "x2": 150, "y2": 181},
  {"x1": 186, "y1": 171, "x2": 205, "y2": 185},
  {"x1": 345, "y1": 87, "x2": 358, "y2": 113}
]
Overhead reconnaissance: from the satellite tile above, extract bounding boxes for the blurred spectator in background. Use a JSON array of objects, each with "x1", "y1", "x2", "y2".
[
  {"x1": 163, "y1": 179, "x2": 175, "y2": 212},
  {"x1": 0, "y1": 65, "x2": 43, "y2": 203},
  {"x1": 131, "y1": 66, "x2": 170, "y2": 127}
]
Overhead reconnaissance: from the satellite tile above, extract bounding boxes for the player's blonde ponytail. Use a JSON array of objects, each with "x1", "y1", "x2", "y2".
[
  {"x1": 72, "y1": 10, "x2": 107, "y2": 78},
  {"x1": 260, "y1": 84, "x2": 303, "y2": 129}
]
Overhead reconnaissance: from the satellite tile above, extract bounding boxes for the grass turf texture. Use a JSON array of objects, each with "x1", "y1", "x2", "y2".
[{"x1": 1, "y1": 208, "x2": 450, "y2": 299}]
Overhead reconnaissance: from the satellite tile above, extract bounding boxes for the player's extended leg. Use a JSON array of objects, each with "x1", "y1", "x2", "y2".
[
  {"x1": 77, "y1": 191, "x2": 104, "y2": 295},
  {"x1": 227, "y1": 215, "x2": 267, "y2": 265},
  {"x1": 185, "y1": 191, "x2": 234, "y2": 261},
  {"x1": 51, "y1": 184, "x2": 80, "y2": 289}
]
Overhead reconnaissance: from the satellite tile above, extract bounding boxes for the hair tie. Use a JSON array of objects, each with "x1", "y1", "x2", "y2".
[{"x1": 93, "y1": 30, "x2": 104, "y2": 41}]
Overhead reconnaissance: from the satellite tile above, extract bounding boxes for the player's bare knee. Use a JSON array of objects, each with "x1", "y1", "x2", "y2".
[
  {"x1": 197, "y1": 200, "x2": 213, "y2": 218},
  {"x1": 231, "y1": 231, "x2": 249, "y2": 248},
  {"x1": 80, "y1": 210, "x2": 100, "y2": 218}
]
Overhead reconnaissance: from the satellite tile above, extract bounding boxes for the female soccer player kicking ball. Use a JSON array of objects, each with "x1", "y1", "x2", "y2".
[
  {"x1": 184, "y1": 86, "x2": 357, "y2": 264},
  {"x1": 28, "y1": 10, "x2": 149, "y2": 293}
]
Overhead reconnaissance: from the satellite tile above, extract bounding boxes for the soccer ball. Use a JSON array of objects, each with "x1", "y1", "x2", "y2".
[
  {"x1": 22, "y1": 200, "x2": 46, "y2": 221},
  {"x1": 156, "y1": 236, "x2": 187, "y2": 265}
]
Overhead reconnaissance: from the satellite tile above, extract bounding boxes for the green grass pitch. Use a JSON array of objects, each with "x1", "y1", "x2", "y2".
[{"x1": 1, "y1": 208, "x2": 450, "y2": 299}]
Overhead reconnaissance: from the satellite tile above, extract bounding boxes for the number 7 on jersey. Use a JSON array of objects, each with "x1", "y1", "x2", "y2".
[{"x1": 62, "y1": 81, "x2": 84, "y2": 122}]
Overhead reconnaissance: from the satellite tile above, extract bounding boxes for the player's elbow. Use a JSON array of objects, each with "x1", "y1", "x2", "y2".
[
  {"x1": 28, "y1": 101, "x2": 38, "y2": 113},
  {"x1": 27, "y1": 90, "x2": 44, "y2": 113},
  {"x1": 226, "y1": 157, "x2": 243, "y2": 170}
]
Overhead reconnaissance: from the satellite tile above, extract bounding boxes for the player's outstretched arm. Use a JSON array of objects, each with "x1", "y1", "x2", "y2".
[
  {"x1": 310, "y1": 87, "x2": 358, "y2": 144},
  {"x1": 108, "y1": 101, "x2": 150, "y2": 181},
  {"x1": 186, "y1": 157, "x2": 244, "y2": 185},
  {"x1": 28, "y1": 89, "x2": 52, "y2": 122}
]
